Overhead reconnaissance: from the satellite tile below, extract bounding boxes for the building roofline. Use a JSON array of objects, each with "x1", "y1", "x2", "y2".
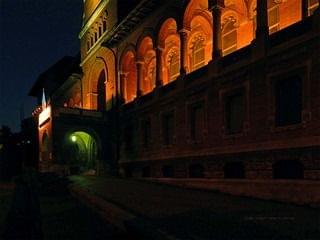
[{"x1": 29, "y1": 55, "x2": 82, "y2": 97}]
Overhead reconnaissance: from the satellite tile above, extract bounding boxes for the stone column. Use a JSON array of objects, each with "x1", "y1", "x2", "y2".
[
  {"x1": 120, "y1": 72, "x2": 127, "y2": 103},
  {"x1": 136, "y1": 59, "x2": 144, "y2": 97},
  {"x1": 209, "y1": 0, "x2": 224, "y2": 59},
  {"x1": 156, "y1": 47, "x2": 164, "y2": 87},
  {"x1": 256, "y1": 0, "x2": 268, "y2": 37},
  {"x1": 253, "y1": 0, "x2": 269, "y2": 58},
  {"x1": 179, "y1": 29, "x2": 189, "y2": 74}
]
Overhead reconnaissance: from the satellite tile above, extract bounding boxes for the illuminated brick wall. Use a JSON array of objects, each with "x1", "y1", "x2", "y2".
[
  {"x1": 75, "y1": 0, "x2": 320, "y2": 179},
  {"x1": 79, "y1": 0, "x2": 311, "y2": 110}
]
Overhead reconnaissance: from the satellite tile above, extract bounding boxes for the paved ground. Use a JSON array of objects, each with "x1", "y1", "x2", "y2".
[
  {"x1": 70, "y1": 176, "x2": 320, "y2": 240},
  {"x1": 1, "y1": 176, "x2": 131, "y2": 240},
  {"x1": 40, "y1": 193, "x2": 130, "y2": 240}
]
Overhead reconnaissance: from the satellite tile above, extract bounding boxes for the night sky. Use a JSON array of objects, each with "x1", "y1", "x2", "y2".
[{"x1": 0, "y1": 0, "x2": 83, "y2": 132}]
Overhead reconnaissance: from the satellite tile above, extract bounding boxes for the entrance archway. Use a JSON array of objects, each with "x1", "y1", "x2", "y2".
[
  {"x1": 63, "y1": 131, "x2": 98, "y2": 174},
  {"x1": 97, "y1": 70, "x2": 106, "y2": 111}
]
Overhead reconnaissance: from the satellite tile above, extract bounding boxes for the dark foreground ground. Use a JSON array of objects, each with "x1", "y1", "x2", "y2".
[
  {"x1": 71, "y1": 176, "x2": 320, "y2": 240},
  {"x1": 0, "y1": 174, "x2": 130, "y2": 240},
  {"x1": 1, "y1": 174, "x2": 320, "y2": 240}
]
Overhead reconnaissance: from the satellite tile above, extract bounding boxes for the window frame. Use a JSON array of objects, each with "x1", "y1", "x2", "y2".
[
  {"x1": 222, "y1": 20, "x2": 237, "y2": 56},
  {"x1": 191, "y1": 37, "x2": 205, "y2": 71},
  {"x1": 219, "y1": 82, "x2": 249, "y2": 138},
  {"x1": 161, "y1": 110, "x2": 175, "y2": 146},
  {"x1": 141, "y1": 117, "x2": 152, "y2": 148},
  {"x1": 268, "y1": 5, "x2": 280, "y2": 34},
  {"x1": 267, "y1": 66, "x2": 310, "y2": 132},
  {"x1": 274, "y1": 76, "x2": 303, "y2": 127},
  {"x1": 225, "y1": 91, "x2": 245, "y2": 135},
  {"x1": 167, "y1": 50, "x2": 180, "y2": 82},
  {"x1": 186, "y1": 100, "x2": 206, "y2": 143}
]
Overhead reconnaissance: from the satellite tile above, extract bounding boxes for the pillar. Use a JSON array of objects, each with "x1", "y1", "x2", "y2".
[
  {"x1": 209, "y1": 0, "x2": 224, "y2": 59},
  {"x1": 120, "y1": 72, "x2": 127, "y2": 103},
  {"x1": 179, "y1": 29, "x2": 188, "y2": 74},
  {"x1": 256, "y1": 0, "x2": 268, "y2": 37},
  {"x1": 253, "y1": 0, "x2": 269, "y2": 58},
  {"x1": 136, "y1": 59, "x2": 144, "y2": 97},
  {"x1": 156, "y1": 47, "x2": 164, "y2": 87}
]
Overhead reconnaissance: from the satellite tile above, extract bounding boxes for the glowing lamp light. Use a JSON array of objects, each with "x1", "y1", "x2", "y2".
[{"x1": 71, "y1": 135, "x2": 77, "y2": 142}]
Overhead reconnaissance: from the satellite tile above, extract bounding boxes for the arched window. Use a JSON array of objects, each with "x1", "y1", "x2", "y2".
[
  {"x1": 222, "y1": 19, "x2": 237, "y2": 56},
  {"x1": 183, "y1": 0, "x2": 212, "y2": 72},
  {"x1": 120, "y1": 51, "x2": 137, "y2": 103},
  {"x1": 98, "y1": 26, "x2": 102, "y2": 37},
  {"x1": 103, "y1": 21, "x2": 107, "y2": 32},
  {"x1": 137, "y1": 36, "x2": 156, "y2": 94},
  {"x1": 191, "y1": 35, "x2": 205, "y2": 71},
  {"x1": 87, "y1": 42, "x2": 90, "y2": 51},
  {"x1": 158, "y1": 18, "x2": 180, "y2": 84},
  {"x1": 97, "y1": 70, "x2": 106, "y2": 111},
  {"x1": 268, "y1": 5, "x2": 280, "y2": 34},
  {"x1": 168, "y1": 50, "x2": 180, "y2": 81},
  {"x1": 147, "y1": 57, "x2": 156, "y2": 89}
]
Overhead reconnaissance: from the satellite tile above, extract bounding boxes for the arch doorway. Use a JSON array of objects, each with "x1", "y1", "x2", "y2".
[
  {"x1": 97, "y1": 70, "x2": 106, "y2": 111},
  {"x1": 40, "y1": 132, "x2": 50, "y2": 162},
  {"x1": 63, "y1": 131, "x2": 98, "y2": 174}
]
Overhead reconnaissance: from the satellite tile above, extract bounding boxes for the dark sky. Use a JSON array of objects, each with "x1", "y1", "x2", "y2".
[{"x1": 0, "y1": 0, "x2": 83, "y2": 132}]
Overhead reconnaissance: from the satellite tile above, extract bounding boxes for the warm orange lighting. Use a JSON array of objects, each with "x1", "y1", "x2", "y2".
[
  {"x1": 120, "y1": 50, "x2": 137, "y2": 103},
  {"x1": 80, "y1": 0, "x2": 305, "y2": 108},
  {"x1": 39, "y1": 105, "x2": 51, "y2": 127}
]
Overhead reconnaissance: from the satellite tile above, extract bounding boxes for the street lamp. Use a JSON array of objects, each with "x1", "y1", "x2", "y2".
[{"x1": 71, "y1": 135, "x2": 77, "y2": 142}]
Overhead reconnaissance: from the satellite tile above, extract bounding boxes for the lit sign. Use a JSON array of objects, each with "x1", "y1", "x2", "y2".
[{"x1": 39, "y1": 106, "x2": 51, "y2": 127}]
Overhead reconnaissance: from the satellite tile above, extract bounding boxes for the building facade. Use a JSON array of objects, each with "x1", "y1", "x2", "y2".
[
  {"x1": 30, "y1": 56, "x2": 115, "y2": 174},
  {"x1": 33, "y1": 0, "x2": 320, "y2": 179}
]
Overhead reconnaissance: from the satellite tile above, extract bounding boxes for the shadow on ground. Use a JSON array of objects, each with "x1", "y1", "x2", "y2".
[{"x1": 1, "y1": 172, "x2": 132, "y2": 240}]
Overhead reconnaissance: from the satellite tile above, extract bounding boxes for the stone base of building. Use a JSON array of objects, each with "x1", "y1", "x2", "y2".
[
  {"x1": 146, "y1": 178, "x2": 320, "y2": 207},
  {"x1": 119, "y1": 147, "x2": 320, "y2": 180}
]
